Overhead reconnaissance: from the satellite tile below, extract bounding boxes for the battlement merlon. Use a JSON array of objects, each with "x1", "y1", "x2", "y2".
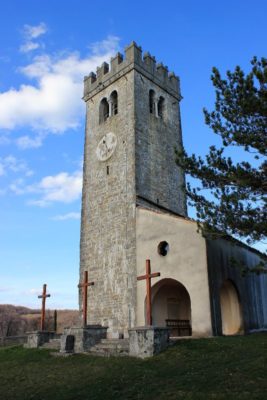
[{"x1": 83, "y1": 41, "x2": 181, "y2": 101}]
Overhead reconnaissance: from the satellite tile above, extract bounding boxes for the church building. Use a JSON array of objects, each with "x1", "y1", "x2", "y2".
[{"x1": 80, "y1": 42, "x2": 267, "y2": 339}]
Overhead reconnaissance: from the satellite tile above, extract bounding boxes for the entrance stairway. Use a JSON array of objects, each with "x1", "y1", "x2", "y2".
[
  {"x1": 88, "y1": 338, "x2": 129, "y2": 357},
  {"x1": 41, "y1": 335, "x2": 129, "y2": 357},
  {"x1": 41, "y1": 338, "x2": 61, "y2": 350}
]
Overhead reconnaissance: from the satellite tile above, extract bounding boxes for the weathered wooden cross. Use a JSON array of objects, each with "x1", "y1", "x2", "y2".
[
  {"x1": 78, "y1": 271, "x2": 94, "y2": 327},
  {"x1": 137, "y1": 259, "x2": 160, "y2": 325},
  {"x1": 38, "y1": 284, "x2": 51, "y2": 331}
]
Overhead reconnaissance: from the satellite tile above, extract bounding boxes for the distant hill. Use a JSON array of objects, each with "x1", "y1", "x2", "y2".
[{"x1": 0, "y1": 304, "x2": 80, "y2": 337}]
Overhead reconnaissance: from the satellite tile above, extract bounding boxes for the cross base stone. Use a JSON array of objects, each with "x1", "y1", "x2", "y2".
[
  {"x1": 128, "y1": 326, "x2": 170, "y2": 358},
  {"x1": 60, "y1": 325, "x2": 108, "y2": 353},
  {"x1": 24, "y1": 331, "x2": 55, "y2": 348}
]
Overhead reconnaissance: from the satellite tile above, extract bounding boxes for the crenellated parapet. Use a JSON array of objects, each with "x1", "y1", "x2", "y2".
[{"x1": 83, "y1": 41, "x2": 181, "y2": 101}]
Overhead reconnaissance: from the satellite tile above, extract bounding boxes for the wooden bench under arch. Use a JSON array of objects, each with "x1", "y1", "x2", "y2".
[{"x1": 165, "y1": 319, "x2": 192, "y2": 337}]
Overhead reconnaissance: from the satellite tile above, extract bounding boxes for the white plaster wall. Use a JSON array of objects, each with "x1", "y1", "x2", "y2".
[{"x1": 136, "y1": 207, "x2": 213, "y2": 336}]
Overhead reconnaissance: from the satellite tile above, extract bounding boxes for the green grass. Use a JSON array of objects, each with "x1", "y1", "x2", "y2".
[{"x1": 0, "y1": 334, "x2": 266, "y2": 400}]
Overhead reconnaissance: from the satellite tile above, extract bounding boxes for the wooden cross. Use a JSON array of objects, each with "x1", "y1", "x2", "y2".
[
  {"x1": 38, "y1": 284, "x2": 51, "y2": 331},
  {"x1": 137, "y1": 259, "x2": 160, "y2": 325},
  {"x1": 78, "y1": 271, "x2": 94, "y2": 327}
]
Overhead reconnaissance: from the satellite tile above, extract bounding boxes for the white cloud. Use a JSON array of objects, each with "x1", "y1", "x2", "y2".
[
  {"x1": 9, "y1": 178, "x2": 27, "y2": 195},
  {"x1": 20, "y1": 41, "x2": 40, "y2": 53},
  {"x1": 0, "y1": 75, "x2": 81, "y2": 131},
  {"x1": 16, "y1": 134, "x2": 44, "y2": 149},
  {"x1": 34, "y1": 170, "x2": 82, "y2": 204},
  {"x1": 10, "y1": 168, "x2": 82, "y2": 206},
  {"x1": 0, "y1": 155, "x2": 33, "y2": 177},
  {"x1": 24, "y1": 23, "x2": 47, "y2": 39},
  {"x1": 52, "y1": 212, "x2": 80, "y2": 221},
  {"x1": 20, "y1": 23, "x2": 47, "y2": 53},
  {"x1": 0, "y1": 35, "x2": 120, "y2": 143},
  {"x1": 89, "y1": 35, "x2": 121, "y2": 55},
  {"x1": 20, "y1": 54, "x2": 51, "y2": 78}
]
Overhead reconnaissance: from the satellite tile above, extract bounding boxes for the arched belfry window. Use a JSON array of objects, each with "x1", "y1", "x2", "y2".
[
  {"x1": 149, "y1": 90, "x2": 156, "y2": 114},
  {"x1": 110, "y1": 91, "x2": 118, "y2": 116},
  {"x1": 99, "y1": 98, "x2": 109, "y2": 124},
  {"x1": 158, "y1": 96, "x2": 165, "y2": 119}
]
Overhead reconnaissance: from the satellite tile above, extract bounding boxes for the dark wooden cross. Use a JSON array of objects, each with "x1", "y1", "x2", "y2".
[
  {"x1": 38, "y1": 284, "x2": 51, "y2": 331},
  {"x1": 78, "y1": 271, "x2": 94, "y2": 327},
  {"x1": 137, "y1": 259, "x2": 160, "y2": 325}
]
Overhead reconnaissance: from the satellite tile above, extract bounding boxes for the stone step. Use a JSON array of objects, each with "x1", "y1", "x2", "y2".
[
  {"x1": 88, "y1": 338, "x2": 129, "y2": 357},
  {"x1": 92, "y1": 345, "x2": 129, "y2": 354},
  {"x1": 89, "y1": 347, "x2": 129, "y2": 357},
  {"x1": 93, "y1": 342, "x2": 129, "y2": 350},
  {"x1": 41, "y1": 338, "x2": 61, "y2": 350},
  {"x1": 101, "y1": 338, "x2": 129, "y2": 345},
  {"x1": 95, "y1": 342, "x2": 129, "y2": 350},
  {"x1": 88, "y1": 350, "x2": 123, "y2": 357}
]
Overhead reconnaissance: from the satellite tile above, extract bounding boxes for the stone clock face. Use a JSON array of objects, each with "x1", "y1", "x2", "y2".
[{"x1": 96, "y1": 132, "x2": 117, "y2": 162}]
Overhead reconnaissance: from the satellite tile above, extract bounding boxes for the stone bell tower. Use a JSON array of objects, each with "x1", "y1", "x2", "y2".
[{"x1": 80, "y1": 42, "x2": 187, "y2": 337}]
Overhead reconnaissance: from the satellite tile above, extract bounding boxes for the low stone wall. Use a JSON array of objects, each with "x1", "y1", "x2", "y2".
[{"x1": 0, "y1": 335, "x2": 27, "y2": 347}]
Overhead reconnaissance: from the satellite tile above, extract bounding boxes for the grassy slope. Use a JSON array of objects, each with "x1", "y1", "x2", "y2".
[{"x1": 0, "y1": 334, "x2": 266, "y2": 400}]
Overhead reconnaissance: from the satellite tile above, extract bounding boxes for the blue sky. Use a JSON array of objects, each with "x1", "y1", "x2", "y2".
[{"x1": 0, "y1": 0, "x2": 266, "y2": 309}]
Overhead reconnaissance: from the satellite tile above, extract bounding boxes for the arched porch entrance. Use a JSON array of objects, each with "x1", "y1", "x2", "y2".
[
  {"x1": 150, "y1": 278, "x2": 192, "y2": 337},
  {"x1": 220, "y1": 280, "x2": 243, "y2": 335}
]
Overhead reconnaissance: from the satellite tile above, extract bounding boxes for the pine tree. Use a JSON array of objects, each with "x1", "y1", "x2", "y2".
[{"x1": 176, "y1": 57, "x2": 267, "y2": 269}]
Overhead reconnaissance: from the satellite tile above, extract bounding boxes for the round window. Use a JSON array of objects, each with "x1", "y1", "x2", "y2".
[{"x1": 158, "y1": 241, "x2": 169, "y2": 256}]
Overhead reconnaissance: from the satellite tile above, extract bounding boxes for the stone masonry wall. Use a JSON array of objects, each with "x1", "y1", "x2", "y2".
[
  {"x1": 81, "y1": 42, "x2": 187, "y2": 337},
  {"x1": 134, "y1": 69, "x2": 187, "y2": 215},
  {"x1": 81, "y1": 69, "x2": 137, "y2": 338},
  {"x1": 83, "y1": 41, "x2": 187, "y2": 217}
]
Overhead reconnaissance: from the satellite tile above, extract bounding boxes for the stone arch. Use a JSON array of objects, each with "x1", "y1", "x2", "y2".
[
  {"x1": 99, "y1": 97, "x2": 109, "y2": 124},
  {"x1": 220, "y1": 279, "x2": 243, "y2": 335},
  {"x1": 110, "y1": 90, "x2": 118, "y2": 116},
  {"x1": 149, "y1": 278, "x2": 192, "y2": 336}
]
